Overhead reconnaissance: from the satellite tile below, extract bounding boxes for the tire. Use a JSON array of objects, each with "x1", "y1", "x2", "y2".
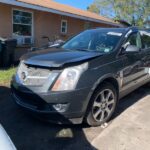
[{"x1": 85, "y1": 82, "x2": 118, "y2": 127}]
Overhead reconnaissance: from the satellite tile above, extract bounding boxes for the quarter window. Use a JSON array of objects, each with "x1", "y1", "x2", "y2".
[
  {"x1": 13, "y1": 10, "x2": 32, "y2": 36},
  {"x1": 61, "y1": 20, "x2": 67, "y2": 34}
]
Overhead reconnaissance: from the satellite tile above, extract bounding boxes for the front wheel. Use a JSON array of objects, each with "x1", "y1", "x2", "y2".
[{"x1": 85, "y1": 82, "x2": 118, "y2": 126}]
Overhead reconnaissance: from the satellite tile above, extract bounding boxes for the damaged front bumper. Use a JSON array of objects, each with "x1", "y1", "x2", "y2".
[{"x1": 11, "y1": 77, "x2": 91, "y2": 124}]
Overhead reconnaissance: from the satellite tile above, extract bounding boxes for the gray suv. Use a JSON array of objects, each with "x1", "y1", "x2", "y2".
[{"x1": 11, "y1": 27, "x2": 150, "y2": 126}]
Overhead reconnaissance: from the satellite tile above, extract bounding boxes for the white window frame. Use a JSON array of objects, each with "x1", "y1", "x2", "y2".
[
  {"x1": 61, "y1": 20, "x2": 67, "y2": 34},
  {"x1": 12, "y1": 8, "x2": 34, "y2": 45}
]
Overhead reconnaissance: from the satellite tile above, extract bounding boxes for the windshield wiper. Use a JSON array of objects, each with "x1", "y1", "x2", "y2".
[
  {"x1": 75, "y1": 48, "x2": 104, "y2": 53},
  {"x1": 74, "y1": 48, "x2": 92, "y2": 52}
]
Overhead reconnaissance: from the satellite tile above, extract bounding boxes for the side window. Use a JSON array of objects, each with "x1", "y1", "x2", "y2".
[
  {"x1": 61, "y1": 20, "x2": 67, "y2": 34},
  {"x1": 126, "y1": 32, "x2": 142, "y2": 49},
  {"x1": 140, "y1": 31, "x2": 150, "y2": 49}
]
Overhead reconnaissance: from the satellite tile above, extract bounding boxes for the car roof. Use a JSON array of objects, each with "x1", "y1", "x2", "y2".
[
  {"x1": 87, "y1": 27, "x2": 150, "y2": 38},
  {"x1": 88, "y1": 27, "x2": 139, "y2": 34}
]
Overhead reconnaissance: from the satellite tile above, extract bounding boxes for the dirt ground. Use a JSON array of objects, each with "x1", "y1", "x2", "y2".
[{"x1": 0, "y1": 84, "x2": 149, "y2": 150}]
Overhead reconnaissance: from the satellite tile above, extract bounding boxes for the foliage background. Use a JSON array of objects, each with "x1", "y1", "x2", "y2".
[{"x1": 87, "y1": 0, "x2": 150, "y2": 27}]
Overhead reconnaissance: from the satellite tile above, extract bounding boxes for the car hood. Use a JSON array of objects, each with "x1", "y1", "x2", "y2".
[{"x1": 22, "y1": 48, "x2": 103, "y2": 68}]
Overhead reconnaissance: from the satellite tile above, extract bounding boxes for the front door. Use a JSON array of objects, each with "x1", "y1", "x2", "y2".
[
  {"x1": 121, "y1": 32, "x2": 147, "y2": 90},
  {"x1": 140, "y1": 30, "x2": 150, "y2": 76}
]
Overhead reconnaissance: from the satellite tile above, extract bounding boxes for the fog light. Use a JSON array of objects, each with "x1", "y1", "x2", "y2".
[{"x1": 53, "y1": 104, "x2": 68, "y2": 112}]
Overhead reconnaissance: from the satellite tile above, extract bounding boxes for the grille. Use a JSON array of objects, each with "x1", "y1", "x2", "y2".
[{"x1": 18, "y1": 62, "x2": 51, "y2": 86}]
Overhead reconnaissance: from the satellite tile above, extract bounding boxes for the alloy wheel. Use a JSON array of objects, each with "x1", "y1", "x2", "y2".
[{"x1": 92, "y1": 89, "x2": 115, "y2": 122}]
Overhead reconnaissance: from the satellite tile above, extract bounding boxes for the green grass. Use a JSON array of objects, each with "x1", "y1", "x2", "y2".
[{"x1": 0, "y1": 67, "x2": 17, "y2": 85}]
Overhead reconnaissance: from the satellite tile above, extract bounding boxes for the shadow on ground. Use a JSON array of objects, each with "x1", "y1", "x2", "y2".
[
  {"x1": 0, "y1": 84, "x2": 150, "y2": 150},
  {"x1": 0, "y1": 86, "x2": 97, "y2": 150}
]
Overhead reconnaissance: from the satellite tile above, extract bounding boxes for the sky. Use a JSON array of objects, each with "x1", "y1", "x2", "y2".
[{"x1": 54, "y1": 0, "x2": 94, "y2": 10}]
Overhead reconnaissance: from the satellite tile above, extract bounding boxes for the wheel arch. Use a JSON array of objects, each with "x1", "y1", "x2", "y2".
[
  {"x1": 83, "y1": 74, "x2": 120, "y2": 124},
  {"x1": 84, "y1": 74, "x2": 120, "y2": 116}
]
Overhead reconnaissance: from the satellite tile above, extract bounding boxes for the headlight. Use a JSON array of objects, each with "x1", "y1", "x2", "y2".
[{"x1": 52, "y1": 62, "x2": 88, "y2": 91}]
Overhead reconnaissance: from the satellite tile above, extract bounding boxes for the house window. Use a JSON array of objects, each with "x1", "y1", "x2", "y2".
[
  {"x1": 13, "y1": 9, "x2": 33, "y2": 45},
  {"x1": 61, "y1": 20, "x2": 67, "y2": 34}
]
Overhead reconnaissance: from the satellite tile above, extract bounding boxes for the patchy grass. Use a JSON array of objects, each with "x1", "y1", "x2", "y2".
[{"x1": 0, "y1": 67, "x2": 17, "y2": 85}]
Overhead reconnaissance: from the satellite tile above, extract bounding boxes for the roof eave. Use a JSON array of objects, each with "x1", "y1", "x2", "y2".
[{"x1": 0, "y1": 0, "x2": 122, "y2": 27}]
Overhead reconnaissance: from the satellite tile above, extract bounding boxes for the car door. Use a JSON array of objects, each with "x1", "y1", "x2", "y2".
[{"x1": 121, "y1": 31, "x2": 148, "y2": 91}]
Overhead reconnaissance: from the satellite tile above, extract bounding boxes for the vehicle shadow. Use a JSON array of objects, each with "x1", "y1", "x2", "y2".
[
  {"x1": 0, "y1": 85, "x2": 97, "y2": 150},
  {"x1": 0, "y1": 84, "x2": 149, "y2": 150}
]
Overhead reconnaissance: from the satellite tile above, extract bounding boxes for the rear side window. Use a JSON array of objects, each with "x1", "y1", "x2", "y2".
[{"x1": 140, "y1": 31, "x2": 150, "y2": 49}]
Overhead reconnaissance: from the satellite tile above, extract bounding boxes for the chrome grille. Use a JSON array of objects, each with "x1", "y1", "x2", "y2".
[{"x1": 17, "y1": 62, "x2": 51, "y2": 86}]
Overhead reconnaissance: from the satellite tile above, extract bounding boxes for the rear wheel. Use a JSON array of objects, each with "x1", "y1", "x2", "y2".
[{"x1": 85, "y1": 82, "x2": 118, "y2": 126}]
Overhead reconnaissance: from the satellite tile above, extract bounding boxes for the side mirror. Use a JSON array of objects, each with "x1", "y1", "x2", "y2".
[{"x1": 124, "y1": 45, "x2": 140, "y2": 54}]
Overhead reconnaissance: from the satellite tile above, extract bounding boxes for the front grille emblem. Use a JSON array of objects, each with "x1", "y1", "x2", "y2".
[{"x1": 21, "y1": 71, "x2": 28, "y2": 81}]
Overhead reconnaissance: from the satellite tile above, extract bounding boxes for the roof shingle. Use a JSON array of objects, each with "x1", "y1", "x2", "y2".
[{"x1": 17, "y1": 0, "x2": 118, "y2": 25}]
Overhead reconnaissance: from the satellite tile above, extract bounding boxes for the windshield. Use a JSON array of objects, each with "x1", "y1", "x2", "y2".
[{"x1": 62, "y1": 30, "x2": 123, "y2": 53}]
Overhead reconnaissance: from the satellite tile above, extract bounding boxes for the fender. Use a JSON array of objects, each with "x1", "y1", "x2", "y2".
[
  {"x1": 82, "y1": 73, "x2": 121, "y2": 118},
  {"x1": 91, "y1": 74, "x2": 120, "y2": 91},
  {"x1": 85, "y1": 73, "x2": 121, "y2": 107}
]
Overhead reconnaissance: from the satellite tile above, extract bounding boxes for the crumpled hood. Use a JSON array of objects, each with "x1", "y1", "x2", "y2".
[{"x1": 22, "y1": 48, "x2": 103, "y2": 68}]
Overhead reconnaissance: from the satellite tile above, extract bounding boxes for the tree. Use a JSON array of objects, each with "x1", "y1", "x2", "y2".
[
  {"x1": 88, "y1": 0, "x2": 150, "y2": 26},
  {"x1": 87, "y1": 4, "x2": 100, "y2": 14}
]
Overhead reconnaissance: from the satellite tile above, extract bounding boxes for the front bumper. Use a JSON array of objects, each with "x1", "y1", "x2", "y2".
[{"x1": 11, "y1": 79, "x2": 91, "y2": 124}]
